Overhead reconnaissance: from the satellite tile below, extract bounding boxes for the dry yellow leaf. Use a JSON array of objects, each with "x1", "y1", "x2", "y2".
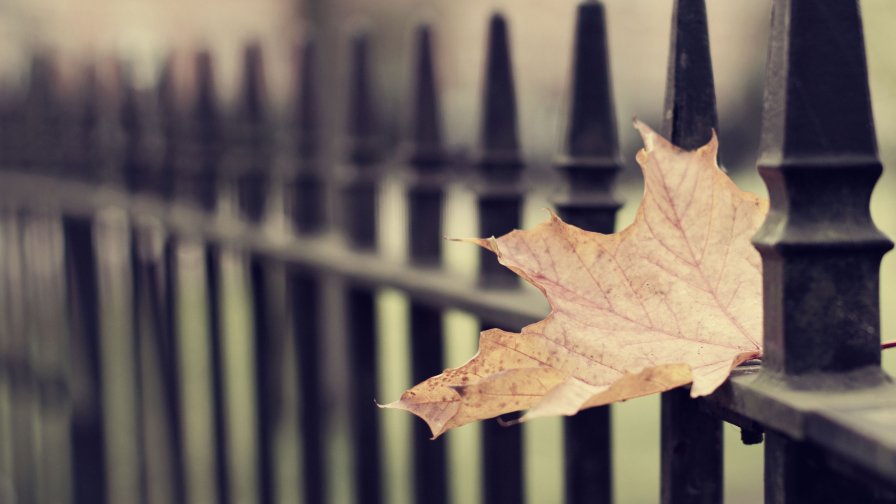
[{"x1": 385, "y1": 121, "x2": 767, "y2": 438}]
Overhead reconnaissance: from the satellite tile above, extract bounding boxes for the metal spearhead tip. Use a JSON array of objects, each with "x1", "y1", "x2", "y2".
[
  {"x1": 118, "y1": 65, "x2": 141, "y2": 137},
  {"x1": 347, "y1": 30, "x2": 379, "y2": 165},
  {"x1": 157, "y1": 55, "x2": 179, "y2": 128},
  {"x1": 759, "y1": 0, "x2": 877, "y2": 163},
  {"x1": 562, "y1": 0, "x2": 618, "y2": 161},
  {"x1": 662, "y1": 0, "x2": 718, "y2": 150},
  {"x1": 194, "y1": 50, "x2": 219, "y2": 144},
  {"x1": 297, "y1": 37, "x2": 319, "y2": 159},
  {"x1": 240, "y1": 42, "x2": 266, "y2": 125},
  {"x1": 26, "y1": 53, "x2": 56, "y2": 106},
  {"x1": 479, "y1": 12, "x2": 520, "y2": 166},
  {"x1": 409, "y1": 24, "x2": 444, "y2": 167},
  {"x1": 79, "y1": 64, "x2": 100, "y2": 132}
]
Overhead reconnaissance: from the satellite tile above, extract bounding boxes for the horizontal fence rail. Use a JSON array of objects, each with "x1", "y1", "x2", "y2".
[{"x1": 1, "y1": 0, "x2": 895, "y2": 503}]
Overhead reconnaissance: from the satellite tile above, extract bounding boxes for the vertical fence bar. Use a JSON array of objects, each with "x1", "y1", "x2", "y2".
[
  {"x1": 249, "y1": 256, "x2": 279, "y2": 504},
  {"x1": 24, "y1": 214, "x2": 73, "y2": 504},
  {"x1": 131, "y1": 185, "x2": 186, "y2": 504},
  {"x1": 4, "y1": 212, "x2": 37, "y2": 504},
  {"x1": 0, "y1": 85, "x2": 15, "y2": 503},
  {"x1": 187, "y1": 51, "x2": 231, "y2": 504},
  {"x1": 152, "y1": 64, "x2": 188, "y2": 504},
  {"x1": 64, "y1": 214, "x2": 108, "y2": 504},
  {"x1": 289, "y1": 37, "x2": 327, "y2": 504},
  {"x1": 406, "y1": 24, "x2": 448, "y2": 504},
  {"x1": 119, "y1": 71, "x2": 149, "y2": 504},
  {"x1": 231, "y1": 42, "x2": 279, "y2": 504},
  {"x1": 0, "y1": 211, "x2": 13, "y2": 502},
  {"x1": 476, "y1": 13, "x2": 525, "y2": 504},
  {"x1": 753, "y1": 0, "x2": 893, "y2": 502},
  {"x1": 343, "y1": 31, "x2": 383, "y2": 504},
  {"x1": 553, "y1": 2, "x2": 621, "y2": 503},
  {"x1": 657, "y1": 1, "x2": 724, "y2": 503},
  {"x1": 63, "y1": 65, "x2": 111, "y2": 504}
]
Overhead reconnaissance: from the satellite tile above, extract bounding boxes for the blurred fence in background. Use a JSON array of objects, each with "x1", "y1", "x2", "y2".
[{"x1": 1, "y1": 1, "x2": 896, "y2": 503}]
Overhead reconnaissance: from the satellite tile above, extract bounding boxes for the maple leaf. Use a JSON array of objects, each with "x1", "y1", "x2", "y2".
[{"x1": 385, "y1": 121, "x2": 768, "y2": 438}]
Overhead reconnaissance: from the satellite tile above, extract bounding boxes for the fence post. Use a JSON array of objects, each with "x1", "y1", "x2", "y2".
[
  {"x1": 475, "y1": 13, "x2": 525, "y2": 504},
  {"x1": 553, "y1": 2, "x2": 621, "y2": 503},
  {"x1": 405, "y1": 24, "x2": 449, "y2": 504},
  {"x1": 657, "y1": 1, "x2": 724, "y2": 503},
  {"x1": 752, "y1": 0, "x2": 893, "y2": 501},
  {"x1": 342, "y1": 30, "x2": 384, "y2": 504}
]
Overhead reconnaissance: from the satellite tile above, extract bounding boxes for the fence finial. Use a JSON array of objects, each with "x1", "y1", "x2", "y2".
[
  {"x1": 348, "y1": 30, "x2": 379, "y2": 165},
  {"x1": 119, "y1": 66, "x2": 142, "y2": 143},
  {"x1": 118, "y1": 64, "x2": 145, "y2": 192},
  {"x1": 240, "y1": 42, "x2": 266, "y2": 125},
  {"x1": 662, "y1": 0, "x2": 718, "y2": 150},
  {"x1": 189, "y1": 50, "x2": 220, "y2": 210},
  {"x1": 479, "y1": 13, "x2": 520, "y2": 166},
  {"x1": 754, "y1": 0, "x2": 891, "y2": 380},
  {"x1": 25, "y1": 52, "x2": 63, "y2": 174},
  {"x1": 194, "y1": 51, "x2": 219, "y2": 146},
  {"x1": 409, "y1": 25, "x2": 444, "y2": 167},
  {"x1": 291, "y1": 37, "x2": 326, "y2": 234},
  {"x1": 157, "y1": 54, "x2": 181, "y2": 200},
  {"x1": 554, "y1": 0, "x2": 621, "y2": 234},
  {"x1": 297, "y1": 38, "x2": 319, "y2": 160}
]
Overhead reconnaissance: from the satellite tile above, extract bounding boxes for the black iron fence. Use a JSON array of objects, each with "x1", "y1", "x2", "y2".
[{"x1": 1, "y1": 0, "x2": 895, "y2": 503}]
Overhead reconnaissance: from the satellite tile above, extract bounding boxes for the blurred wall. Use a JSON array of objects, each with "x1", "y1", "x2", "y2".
[{"x1": 0, "y1": 0, "x2": 302, "y2": 108}]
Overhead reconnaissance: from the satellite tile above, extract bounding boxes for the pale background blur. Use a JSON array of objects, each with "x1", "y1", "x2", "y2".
[{"x1": 2, "y1": 1, "x2": 896, "y2": 503}]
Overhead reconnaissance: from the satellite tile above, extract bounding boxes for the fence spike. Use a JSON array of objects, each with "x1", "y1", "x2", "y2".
[
  {"x1": 554, "y1": 0, "x2": 621, "y2": 234},
  {"x1": 347, "y1": 31, "x2": 379, "y2": 165},
  {"x1": 194, "y1": 51, "x2": 219, "y2": 146},
  {"x1": 240, "y1": 42, "x2": 266, "y2": 126},
  {"x1": 119, "y1": 68, "x2": 140, "y2": 137},
  {"x1": 289, "y1": 37, "x2": 326, "y2": 234},
  {"x1": 188, "y1": 50, "x2": 220, "y2": 211},
  {"x1": 157, "y1": 55, "x2": 180, "y2": 140},
  {"x1": 297, "y1": 38, "x2": 319, "y2": 161},
  {"x1": 25, "y1": 53, "x2": 63, "y2": 174},
  {"x1": 157, "y1": 55, "x2": 180, "y2": 200},
  {"x1": 476, "y1": 10, "x2": 523, "y2": 284},
  {"x1": 235, "y1": 42, "x2": 270, "y2": 222},
  {"x1": 479, "y1": 13, "x2": 520, "y2": 166},
  {"x1": 409, "y1": 25, "x2": 444, "y2": 168},
  {"x1": 118, "y1": 64, "x2": 145, "y2": 192},
  {"x1": 662, "y1": 0, "x2": 718, "y2": 150},
  {"x1": 74, "y1": 64, "x2": 102, "y2": 181}
]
